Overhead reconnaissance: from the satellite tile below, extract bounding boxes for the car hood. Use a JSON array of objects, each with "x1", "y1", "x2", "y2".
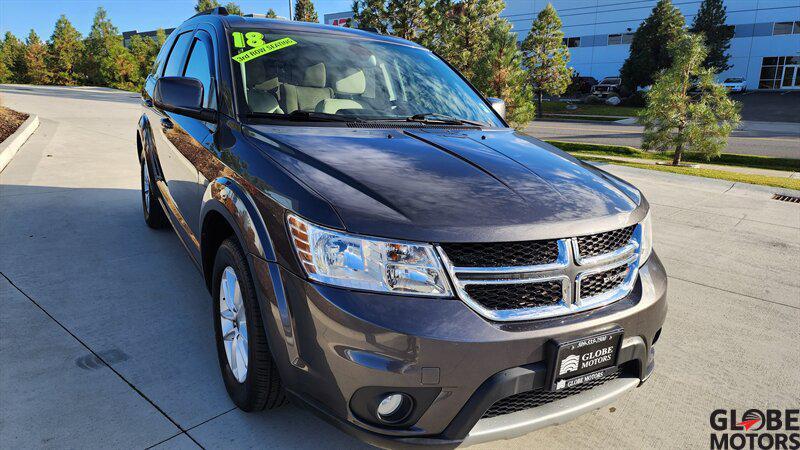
[{"x1": 246, "y1": 125, "x2": 645, "y2": 242}]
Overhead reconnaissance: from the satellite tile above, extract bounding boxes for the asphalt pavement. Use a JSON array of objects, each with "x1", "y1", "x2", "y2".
[
  {"x1": 525, "y1": 118, "x2": 800, "y2": 159},
  {"x1": 1, "y1": 85, "x2": 799, "y2": 449}
]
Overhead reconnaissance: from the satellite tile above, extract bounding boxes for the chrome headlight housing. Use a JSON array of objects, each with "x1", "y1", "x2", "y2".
[
  {"x1": 287, "y1": 214, "x2": 452, "y2": 296},
  {"x1": 639, "y1": 211, "x2": 653, "y2": 265}
]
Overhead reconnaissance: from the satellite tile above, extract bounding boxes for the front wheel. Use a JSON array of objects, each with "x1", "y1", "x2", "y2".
[{"x1": 212, "y1": 237, "x2": 286, "y2": 411}]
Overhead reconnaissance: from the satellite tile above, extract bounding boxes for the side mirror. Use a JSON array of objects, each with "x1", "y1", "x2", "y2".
[
  {"x1": 153, "y1": 76, "x2": 217, "y2": 122},
  {"x1": 487, "y1": 97, "x2": 506, "y2": 120}
]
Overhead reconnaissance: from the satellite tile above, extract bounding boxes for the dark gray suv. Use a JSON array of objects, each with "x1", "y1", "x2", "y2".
[{"x1": 137, "y1": 8, "x2": 666, "y2": 448}]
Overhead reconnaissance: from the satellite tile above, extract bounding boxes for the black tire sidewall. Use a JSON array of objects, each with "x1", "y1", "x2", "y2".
[{"x1": 212, "y1": 239, "x2": 263, "y2": 410}]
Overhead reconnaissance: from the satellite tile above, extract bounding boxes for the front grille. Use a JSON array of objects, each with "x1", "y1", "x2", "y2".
[
  {"x1": 580, "y1": 264, "x2": 629, "y2": 299},
  {"x1": 576, "y1": 226, "x2": 635, "y2": 259},
  {"x1": 482, "y1": 369, "x2": 620, "y2": 419},
  {"x1": 464, "y1": 280, "x2": 562, "y2": 310},
  {"x1": 440, "y1": 240, "x2": 559, "y2": 267}
]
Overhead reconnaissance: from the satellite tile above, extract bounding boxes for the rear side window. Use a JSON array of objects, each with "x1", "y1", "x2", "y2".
[
  {"x1": 163, "y1": 32, "x2": 194, "y2": 77},
  {"x1": 184, "y1": 38, "x2": 215, "y2": 109}
]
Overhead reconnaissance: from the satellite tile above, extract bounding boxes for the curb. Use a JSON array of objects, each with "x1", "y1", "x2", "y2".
[{"x1": 0, "y1": 113, "x2": 39, "y2": 173}]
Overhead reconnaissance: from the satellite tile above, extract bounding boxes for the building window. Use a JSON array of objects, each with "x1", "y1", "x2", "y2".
[
  {"x1": 772, "y1": 22, "x2": 794, "y2": 35},
  {"x1": 759, "y1": 56, "x2": 800, "y2": 89},
  {"x1": 607, "y1": 32, "x2": 634, "y2": 45},
  {"x1": 563, "y1": 37, "x2": 580, "y2": 48}
]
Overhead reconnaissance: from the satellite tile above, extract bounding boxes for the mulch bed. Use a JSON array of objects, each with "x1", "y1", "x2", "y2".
[{"x1": 0, "y1": 107, "x2": 29, "y2": 143}]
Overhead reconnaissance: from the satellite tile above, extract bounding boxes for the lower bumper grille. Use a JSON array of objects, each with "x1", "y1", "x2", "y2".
[
  {"x1": 481, "y1": 369, "x2": 620, "y2": 419},
  {"x1": 464, "y1": 280, "x2": 562, "y2": 310}
]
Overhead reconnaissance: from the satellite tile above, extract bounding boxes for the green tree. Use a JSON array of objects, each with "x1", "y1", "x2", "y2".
[
  {"x1": 84, "y1": 7, "x2": 139, "y2": 89},
  {"x1": 294, "y1": 0, "x2": 319, "y2": 22},
  {"x1": 47, "y1": 15, "x2": 84, "y2": 85},
  {"x1": 23, "y1": 30, "x2": 50, "y2": 84},
  {"x1": 195, "y1": 0, "x2": 221, "y2": 12},
  {"x1": 0, "y1": 32, "x2": 25, "y2": 83},
  {"x1": 620, "y1": 0, "x2": 685, "y2": 91},
  {"x1": 387, "y1": 0, "x2": 425, "y2": 40},
  {"x1": 473, "y1": 20, "x2": 536, "y2": 128},
  {"x1": 689, "y1": 0, "x2": 734, "y2": 72},
  {"x1": 266, "y1": 8, "x2": 279, "y2": 18},
  {"x1": 225, "y1": 2, "x2": 242, "y2": 15},
  {"x1": 521, "y1": 3, "x2": 572, "y2": 118},
  {"x1": 128, "y1": 34, "x2": 159, "y2": 84},
  {"x1": 639, "y1": 33, "x2": 740, "y2": 165},
  {"x1": 352, "y1": 0, "x2": 389, "y2": 33}
]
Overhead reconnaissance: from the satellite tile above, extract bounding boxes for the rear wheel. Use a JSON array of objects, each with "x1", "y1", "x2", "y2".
[
  {"x1": 212, "y1": 237, "x2": 286, "y2": 411},
  {"x1": 140, "y1": 155, "x2": 168, "y2": 229}
]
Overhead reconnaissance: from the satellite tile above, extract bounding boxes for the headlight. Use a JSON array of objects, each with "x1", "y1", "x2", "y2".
[
  {"x1": 639, "y1": 211, "x2": 653, "y2": 265},
  {"x1": 287, "y1": 214, "x2": 452, "y2": 297}
]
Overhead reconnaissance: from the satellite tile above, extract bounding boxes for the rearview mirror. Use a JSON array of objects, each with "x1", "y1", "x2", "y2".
[
  {"x1": 487, "y1": 97, "x2": 506, "y2": 120},
  {"x1": 153, "y1": 77, "x2": 217, "y2": 122}
]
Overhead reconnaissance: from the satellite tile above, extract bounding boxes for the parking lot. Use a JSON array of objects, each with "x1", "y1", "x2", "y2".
[{"x1": 1, "y1": 85, "x2": 799, "y2": 449}]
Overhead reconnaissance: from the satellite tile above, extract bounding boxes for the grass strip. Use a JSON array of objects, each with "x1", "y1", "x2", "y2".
[{"x1": 545, "y1": 140, "x2": 800, "y2": 173}]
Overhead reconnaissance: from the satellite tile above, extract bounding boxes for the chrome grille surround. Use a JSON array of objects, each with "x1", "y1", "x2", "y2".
[{"x1": 437, "y1": 224, "x2": 642, "y2": 321}]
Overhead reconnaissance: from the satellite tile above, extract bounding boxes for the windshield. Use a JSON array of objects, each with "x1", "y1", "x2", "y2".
[
  {"x1": 228, "y1": 28, "x2": 503, "y2": 126},
  {"x1": 724, "y1": 78, "x2": 743, "y2": 83}
]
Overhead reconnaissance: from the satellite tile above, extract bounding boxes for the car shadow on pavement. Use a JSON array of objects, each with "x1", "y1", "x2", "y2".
[{"x1": 0, "y1": 184, "x2": 371, "y2": 449}]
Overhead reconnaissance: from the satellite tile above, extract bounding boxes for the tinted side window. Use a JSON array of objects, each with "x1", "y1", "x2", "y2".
[
  {"x1": 150, "y1": 32, "x2": 176, "y2": 76},
  {"x1": 184, "y1": 38, "x2": 215, "y2": 109},
  {"x1": 163, "y1": 32, "x2": 193, "y2": 77}
]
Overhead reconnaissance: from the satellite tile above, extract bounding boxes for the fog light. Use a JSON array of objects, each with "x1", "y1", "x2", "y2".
[{"x1": 375, "y1": 393, "x2": 411, "y2": 423}]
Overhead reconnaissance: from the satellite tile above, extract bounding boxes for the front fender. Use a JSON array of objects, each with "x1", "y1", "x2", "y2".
[{"x1": 200, "y1": 177, "x2": 275, "y2": 262}]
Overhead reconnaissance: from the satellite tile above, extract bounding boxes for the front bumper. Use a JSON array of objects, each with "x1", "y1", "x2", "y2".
[{"x1": 249, "y1": 252, "x2": 667, "y2": 448}]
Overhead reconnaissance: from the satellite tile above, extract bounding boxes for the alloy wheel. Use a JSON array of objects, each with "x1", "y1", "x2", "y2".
[{"x1": 219, "y1": 266, "x2": 248, "y2": 383}]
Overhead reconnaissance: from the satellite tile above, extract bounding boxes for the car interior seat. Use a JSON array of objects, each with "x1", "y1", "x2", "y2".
[
  {"x1": 280, "y1": 63, "x2": 334, "y2": 113},
  {"x1": 316, "y1": 68, "x2": 366, "y2": 115}
]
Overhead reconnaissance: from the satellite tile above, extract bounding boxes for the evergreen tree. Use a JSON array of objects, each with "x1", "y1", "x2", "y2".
[
  {"x1": 352, "y1": 0, "x2": 389, "y2": 33},
  {"x1": 294, "y1": 0, "x2": 319, "y2": 23},
  {"x1": 195, "y1": 0, "x2": 221, "y2": 12},
  {"x1": 521, "y1": 3, "x2": 571, "y2": 117},
  {"x1": 47, "y1": 15, "x2": 84, "y2": 85},
  {"x1": 225, "y1": 2, "x2": 243, "y2": 15},
  {"x1": 432, "y1": 0, "x2": 504, "y2": 81},
  {"x1": 84, "y1": 7, "x2": 138, "y2": 89},
  {"x1": 154, "y1": 28, "x2": 168, "y2": 48},
  {"x1": 689, "y1": 0, "x2": 733, "y2": 72},
  {"x1": 639, "y1": 33, "x2": 739, "y2": 165},
  {"x1": 266, "y1": 8, "x2": 279, "y2": 18},
  {"x1": 387, "y1": 0, "x2": 425, "y2": 40},
  {"x1": 620, "y1": 0, "x2": 685, "y2": 90},
  {"x1": 128, "y1": 34, "x2": 159, "y2": 84},
  {"x1": 1, "y1": 32, "x2": 25, "y2": 83},
  {"x1": 473, "y1": 20, "x2": 536, "y2": 128},
  {"x1": 23, "y1": 30, "x2": 50, "y2": 84}
]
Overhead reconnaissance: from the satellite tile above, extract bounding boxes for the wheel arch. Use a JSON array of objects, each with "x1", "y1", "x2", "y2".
[{"x1": 200, "y1": 177, "x2": 276, "y2": 290}]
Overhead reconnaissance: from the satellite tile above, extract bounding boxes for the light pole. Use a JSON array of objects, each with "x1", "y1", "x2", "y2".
[{"x1": 288, "y1": 0, "x2": 293, "y2": 20}]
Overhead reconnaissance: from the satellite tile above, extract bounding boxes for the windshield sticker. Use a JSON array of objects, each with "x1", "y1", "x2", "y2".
[{"x1": 231, "y1": 37, "x2": 297, "y2": 63}]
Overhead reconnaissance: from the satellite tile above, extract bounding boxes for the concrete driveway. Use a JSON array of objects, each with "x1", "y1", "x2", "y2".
[{"x1": 1, "y1": 85, "x2": 799, "y2": 449}]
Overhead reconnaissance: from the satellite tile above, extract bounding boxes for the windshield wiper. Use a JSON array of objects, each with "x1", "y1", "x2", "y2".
[
  {"x1": 247, "y1": 110, "x2": 360, "y2": 123},
  {"x1": 405, "y1": 113, "x2": 485, "y2": 127}
]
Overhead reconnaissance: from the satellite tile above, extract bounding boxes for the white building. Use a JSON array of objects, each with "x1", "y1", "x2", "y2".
[
  {"x1": 325, "y1": 1, "x2": 800, "y2": 91},
  {"x1": 502, "y1": 0, "x2": 800, "y2": 91}
]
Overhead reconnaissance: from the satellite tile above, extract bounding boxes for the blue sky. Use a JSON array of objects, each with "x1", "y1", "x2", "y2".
[{"x1": 0, "y1": 0, "x2": 353, "y2": 39}]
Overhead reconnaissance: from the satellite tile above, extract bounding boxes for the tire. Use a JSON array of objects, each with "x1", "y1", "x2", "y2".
[
  {"x1": 212, "y1": 237, "x2": 286, "y2": 411},
  {"x1": 140, "y1": 154, "x2": 168, "y2": 229}
]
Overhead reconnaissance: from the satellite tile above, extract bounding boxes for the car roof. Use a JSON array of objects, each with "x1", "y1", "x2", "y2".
[{"x1": 182, "y1": 12, "x2": 425, "y2": 49}]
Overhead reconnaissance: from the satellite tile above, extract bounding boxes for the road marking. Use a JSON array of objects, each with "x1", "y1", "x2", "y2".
[{"x1": 528, "y1": 124, "x2": 800, "y2": 144}]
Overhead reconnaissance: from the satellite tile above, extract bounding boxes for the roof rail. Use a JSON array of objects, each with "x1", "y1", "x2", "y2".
[
  {"x1": 358, "y1": 26, "x2": 380, "y2": 34},
  {"x1": 190, "y1": 6, "x2": 229, "y2": 19}
]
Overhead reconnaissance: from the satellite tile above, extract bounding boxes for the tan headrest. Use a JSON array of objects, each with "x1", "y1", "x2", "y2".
[
  {"x1": 303, "y1": 63, "x2": 326, "y2": 88},
  {"x1": 334, "y1": 68, "x2": 366, "y2": 95}
]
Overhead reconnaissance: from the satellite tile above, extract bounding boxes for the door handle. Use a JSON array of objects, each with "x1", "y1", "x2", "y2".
[{"x1": 161, "y1": 118, "x2": 174, "y2": 130}]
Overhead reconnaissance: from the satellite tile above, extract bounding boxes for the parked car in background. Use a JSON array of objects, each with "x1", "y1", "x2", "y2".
[
  {"x1": 137, "y1": 8, "x2": 666, "y2": 448},
  {"x1": 567, "y1": 75, "x2": 599, "y2": 95},
  {"x1": 721, "y1": 77, "x2": 747, "y2": 93},
  {"x1": 590, "y1": 77, "x2": 625, "y2": 98}
]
